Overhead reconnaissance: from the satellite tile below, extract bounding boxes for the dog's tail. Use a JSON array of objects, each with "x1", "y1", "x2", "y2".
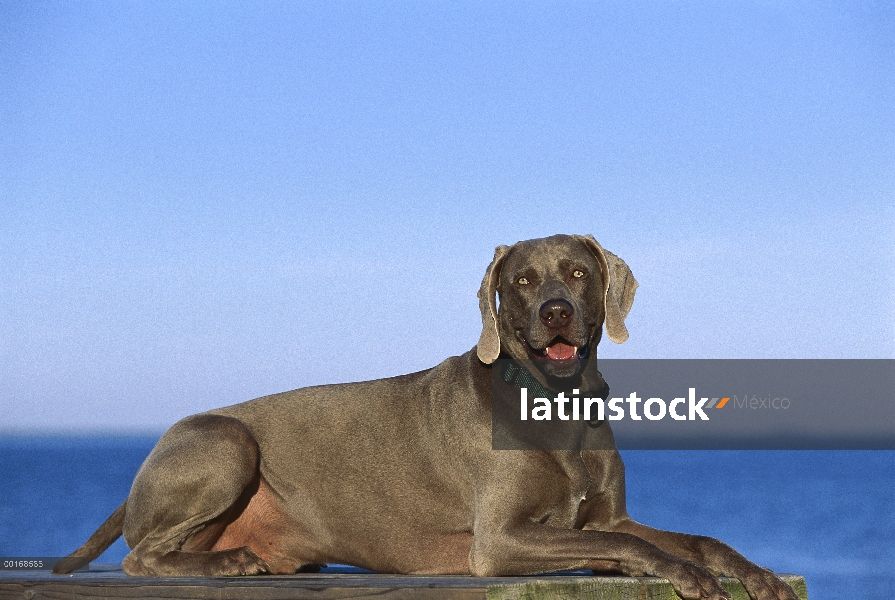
[{"x1": 52, "y1": 501, "x2": 127, "y2": 574}]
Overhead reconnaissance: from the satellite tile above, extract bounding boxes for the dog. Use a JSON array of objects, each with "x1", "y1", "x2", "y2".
[{"x1": 56, "y1": 234, "x2": 798, "y2": 600}]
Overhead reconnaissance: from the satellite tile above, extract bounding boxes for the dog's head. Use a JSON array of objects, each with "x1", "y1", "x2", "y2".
[{"x1": 477, "y1": 234, "x2": 637, "y2": 378}]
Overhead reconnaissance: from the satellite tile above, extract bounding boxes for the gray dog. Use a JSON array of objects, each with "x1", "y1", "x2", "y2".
[{"x1": 57, "y1": 234, "x2": 797, "y2": 600}]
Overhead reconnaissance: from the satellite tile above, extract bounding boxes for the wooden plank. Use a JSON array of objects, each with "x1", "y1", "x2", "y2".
[
  {"x1": 486, "y1": 574, "x2": 809, "y2": 600},
  {"x1": 0, "y1": 565, "x2": 809, "y2": 600}
]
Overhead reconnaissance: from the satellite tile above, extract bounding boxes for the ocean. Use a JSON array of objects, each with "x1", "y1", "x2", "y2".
[{"x1": 1, "y1": 435, "x2": 892, "y2": 599}]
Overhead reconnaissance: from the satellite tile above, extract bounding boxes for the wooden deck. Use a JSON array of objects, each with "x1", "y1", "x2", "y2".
[{"x1": 0, "y1": 564, "x2": 808, "y2": 600}]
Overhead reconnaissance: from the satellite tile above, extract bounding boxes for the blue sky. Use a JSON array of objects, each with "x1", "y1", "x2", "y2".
[{"x1": 2, "y1": 1, "x2": 893, "y2": 431}]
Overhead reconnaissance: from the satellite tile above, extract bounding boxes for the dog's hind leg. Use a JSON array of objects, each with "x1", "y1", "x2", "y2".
[{"x1": 121, "y1": 414, "x2": 270, "y2": 576}]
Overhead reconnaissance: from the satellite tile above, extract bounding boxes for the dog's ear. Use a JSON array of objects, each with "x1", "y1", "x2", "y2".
[
  {"x1": 477, "y1": 244, "x2": 510, "y2": 364},
  {"x1": 577, "y1": 235, "x2": 638, "y2": 343}
]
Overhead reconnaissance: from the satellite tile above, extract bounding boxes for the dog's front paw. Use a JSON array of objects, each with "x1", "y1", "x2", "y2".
[
  {"x1": 738, "y1": 566, "x2": 801, "y2": 600},
  {"x1": 653, "y1": 558, "x2": 731, "y2": 600},
  {"x1": 217, "y1": 546, "x2": 270, "y2": 577}
]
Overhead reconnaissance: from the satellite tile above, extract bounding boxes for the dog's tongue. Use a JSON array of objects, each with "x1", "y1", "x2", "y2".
[{"x1": 545, "y1": 342, "x2": 576, "y2": 360}]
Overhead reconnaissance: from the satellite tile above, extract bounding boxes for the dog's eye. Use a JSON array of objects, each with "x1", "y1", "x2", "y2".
[
  {"x1": 517, "y1": 277, "x2": 529, "y2": 285},
  {"x1": 572, "y1": 270, "x2": 585, "y2": 279}
]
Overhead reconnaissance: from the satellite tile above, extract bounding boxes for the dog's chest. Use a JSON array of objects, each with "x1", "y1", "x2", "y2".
[{"x1": 539, "y1": 453, "x2": 593, "y2": 527}]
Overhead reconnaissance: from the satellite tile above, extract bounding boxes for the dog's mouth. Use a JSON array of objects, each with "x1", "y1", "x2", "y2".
[{"x1": 524, "y1": 336, "x2": 588, "y2": 363}]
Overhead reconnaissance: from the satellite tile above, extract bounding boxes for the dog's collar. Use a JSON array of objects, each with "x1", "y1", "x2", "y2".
[
  {"x1": 500, "y1": 360, "x2": 556, "y2": 401},
  {"x1": 497, "y1": 357, "x2": 608, "y2": 401}
]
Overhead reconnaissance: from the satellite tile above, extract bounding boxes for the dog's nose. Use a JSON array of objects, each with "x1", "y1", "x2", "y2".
[{"x1": 539, "y1": 299, "x2": 574, "y2": 329}]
